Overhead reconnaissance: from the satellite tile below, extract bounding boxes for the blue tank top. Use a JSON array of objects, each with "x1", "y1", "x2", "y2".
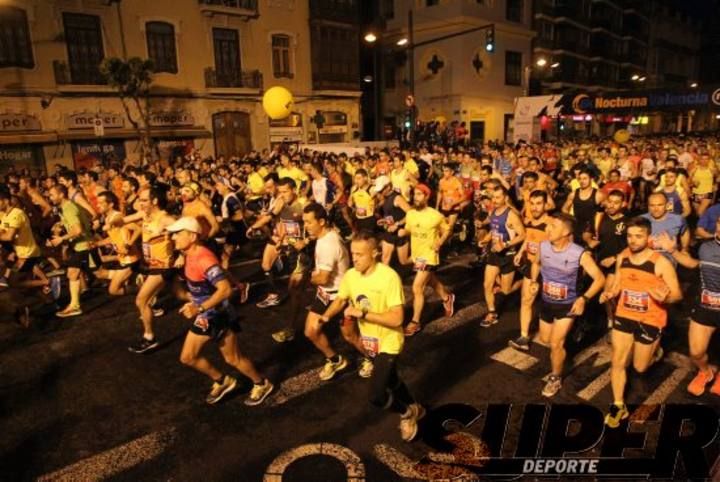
[
  {"x1": 539, "y1": 240, "x2": 585, "y2": 305},
  {"x1": 490, "y1": 207, "x2": 511, "y2": 243},
  {"x1": 699, "y1": 239, "x2": 720, "y2": 311}
]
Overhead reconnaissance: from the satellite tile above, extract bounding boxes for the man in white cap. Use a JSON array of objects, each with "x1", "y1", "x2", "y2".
[
  {"x1": 168, "y1": 216, "x2": 274, "y2": 406},
  {"x1": 374, "y1": 175, "x2": 411, "y2": 266}
]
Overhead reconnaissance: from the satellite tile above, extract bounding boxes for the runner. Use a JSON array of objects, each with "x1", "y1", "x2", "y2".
[
  {"x1": 480, "y1": 187, "x2": 525, "y2": 327},
  {"x1": 129, "y1": 185, "x2": 176, "y2": 354},
  {"x1": 169, "y1": 216, "x2": 274, "y2": 405},
  {"x1": 530, "y1": 212, "x2": 605, "y2": 397},
  {"x1": 509, "y1": 190, "x2": 551, "y2": 351},
  {"x1": 562, "y1": 168, "x2": 605, "y2": 245},
  {"x1": 600, "y1": 216, "x2": 682, "y2": 427},
  {"x1": 642, "y1": 192, "x2": 690, "y2": 261},
  {"x1": 654, "y1": 168, "x2": 691, "y2": 218},
  {"x1": 318, "y1": 231, "x2": 425, "y2": 441},
  {"x1": 348, "y1": 169, "x2": 376, "y2": 233},
  {"x1": 374, "y1": 175, "x2": 412, "y2": 266},
  {"x1": 47, "y1": 185, "x2": 98, "y2": 318},
  {"x1": 398, "y1": 184, "x2": 455, "y2": 336},
  {"x1": 297, "y1": 203, "x2": 354, "y2": 377},
  {"x1": 657, "y1": 218, "x2": 720, "y2": 396}
]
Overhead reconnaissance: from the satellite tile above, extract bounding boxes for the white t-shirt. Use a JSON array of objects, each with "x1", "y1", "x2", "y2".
[
  {"x1": 314, "y1": 229, "x2": 350, "y2": 299},
  {"x1": 311, "y1": 177, "x2": 330, "y2": 206},
  {"x1": 640, "y1": 157, "x2": 657, "y2": 181}
]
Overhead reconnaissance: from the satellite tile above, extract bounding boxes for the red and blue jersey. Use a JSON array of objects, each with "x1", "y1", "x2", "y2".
[{"x1": 184, "y1": 246, "x2": 228, "y2": 311}]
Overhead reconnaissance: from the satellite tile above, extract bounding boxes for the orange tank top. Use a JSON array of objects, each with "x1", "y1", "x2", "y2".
[
  {"x1": 615, "y1": 250, "x2": 668, "y2": 328},
  {"x1": 524, "y1": 220, "x2": 548, "y2": 263}
]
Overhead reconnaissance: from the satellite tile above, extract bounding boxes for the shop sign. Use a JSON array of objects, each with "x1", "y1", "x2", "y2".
[
  {"x1": 149, "y1": 111, "x2": 195, "y2": 127},
  {"x1": 66, "y1": 112, "x2": 125, "y2": 130},
  {"x1": 318, "y1": 125, "x2": 347, "y2": 134},
  {"x1": 71, "y1": 140, "x2": 126, "y2": 170},
  {"x1": 0, "y1": 113, "x2": 41, "y2": 132}
]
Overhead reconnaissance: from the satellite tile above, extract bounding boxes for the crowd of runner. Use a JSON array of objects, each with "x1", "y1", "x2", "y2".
[{"x1": 2, "y1": 132, "x2": 720, "y2": 441}]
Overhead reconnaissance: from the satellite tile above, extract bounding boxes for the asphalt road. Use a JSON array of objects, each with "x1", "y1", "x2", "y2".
[{"x1": 1, "y1": 254, "x2": 719, "y2": 481}]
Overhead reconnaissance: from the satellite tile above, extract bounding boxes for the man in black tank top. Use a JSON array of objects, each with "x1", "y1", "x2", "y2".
[
  {"x1": 374, "y1": 176, "x2": 411, "y2": 266},
  {"x1": 562, "y1": 169, "x2": 605, "y2": 245}
]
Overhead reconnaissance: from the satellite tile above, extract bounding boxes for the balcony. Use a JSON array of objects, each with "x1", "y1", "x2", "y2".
[
  {"x1": 204, "y1": 68, "x2": 263, "y2": 89},
  {"x1": 312, "y1": 72, "x2": 359, "y2": 91},
  {"x1": 310, "y1": 0, "x2": 358, "y2": 23},
  {"x1": 198, "y1": 0, "x2": 259, "y2": 18},
  {"x1": 534, "y1": 1, "x2": 588, "y2": 22},
  {"x1": 53, "y1": 60, "x2": 106, "y2": 86}
]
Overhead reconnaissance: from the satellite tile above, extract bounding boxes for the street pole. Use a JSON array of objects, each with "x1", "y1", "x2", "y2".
[
  {"x1": 373, "y1": 47, "x2": 380, "y2": 140},
  {"x1": 408, "y1": 9, "x2": 415, "y2": 98}
]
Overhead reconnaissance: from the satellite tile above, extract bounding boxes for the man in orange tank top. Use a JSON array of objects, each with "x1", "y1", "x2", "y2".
[{"x1": 600, "y1": 216, "x2": 682, "y2": 428}]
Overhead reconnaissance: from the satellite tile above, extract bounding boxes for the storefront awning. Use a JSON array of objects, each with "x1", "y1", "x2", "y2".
[
  {"x1": 0, "y1": 132, "x2": 58, "y2": 145},
  {"x1": 58, "y1": 127, "x2": 212, "y2": 141}
]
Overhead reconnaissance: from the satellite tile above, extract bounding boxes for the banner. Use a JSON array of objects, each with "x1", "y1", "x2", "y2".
[{"x1": 71, "y1": 140, "x2": 126, "y2": 170}]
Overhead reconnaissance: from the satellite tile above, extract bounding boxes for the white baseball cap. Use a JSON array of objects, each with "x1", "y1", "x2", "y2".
[
  {"x1": 371, "y1": 175, "x2": 391, "y2": 194},
  {"x1": 166, "y1": 216, "x2": 203, "y2": 234}
]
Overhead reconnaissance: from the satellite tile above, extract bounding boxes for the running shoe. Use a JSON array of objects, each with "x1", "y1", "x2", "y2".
[
  {"x1": 399, "y1": 403, "x2": 426, "y2": 442},
  {"x1": 541, "y1": 375, "x2": 562, "y2": 397},
  {"x1": 236, "y1": 282, "x2": 250, "y2": 304},
  {"x1": 244, "y1": 379, "x2": 275, "y2": 406},
  {"x1": 128, "y1": 337, "x2": 159, "y2": 354},
  {"x1": 358, "y1": 357, "x2": 374, "y2": 378},
  {"x1": 509, "y1": 335, "x2": 531, "y2": 352},
  {"x1": 319, "y1": 355, "x2": 348, "y2": 381},
  {"x1": 45, "y1": 268, "x2": 66, "y2": 278},
  {"x1": 256, "y1": 293, "x2": 281, "y2": 309},
  {"x1": 271, "y1": 328, "x2": 296, "y2": 343},
  {"x1": 56, "y1": 305, "x2": 82, "y2": 318},
  {"x1": 206, "y1": 375, "x2": 238, "y2": 404},
  {"x1": 479, "y1": 311, "x2": 499, "y2": 328},
  {"x1": 687, "y1": 368, "x2": 716, "y2": 396},
  {"x1": 604, "y1": 402, "x2": 629, "y2": 428},
  {"x1": 443, "y1": 293, "x2": 456, "y2": 318},
  {"x1": 152, "y1": 307, "x2": 165, "y2": 318},
  {"x1": 710, "y1": 375, "x2": 720, "y2": 396},
  {"x1": 404, "y1": 321, "x2": 422, "y2": 337}
]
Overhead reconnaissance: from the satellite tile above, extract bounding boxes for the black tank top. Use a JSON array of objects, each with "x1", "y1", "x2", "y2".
[
  {"x1": 596, "y1": 213, "x2": 628, "y2": 261},
  {"x1": 381, "y1": 192, "x2": 405, "y2": 225},
  {"x1": 573, "y1": 188, "x2": 598, "y2": 239}
]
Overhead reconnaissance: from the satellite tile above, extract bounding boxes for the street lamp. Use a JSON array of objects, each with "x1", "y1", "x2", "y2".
[
  {"x1": 536, "y1": 58, "x2": 548, "y2": 67},
  {"x1": 364, "y1": 33, "x2": 377, "y2": 43},
  {"x1": 525, "y1": 59, "x2": 559, "y2": 96},
  {"x1": 550, "y1": 62, "x2": 560, "y2": 68},
  {"x1": 690, "y1": 82, "x2": 698, "y2": 88},
  {"x1": 396, "y1": 38, "x2": 408, "y2": 46},
  {"x1": 631, "y1": 74, "x2": 640, "y2": 81},
  {"x1": 363, "y1": 75, "x2": 373, "y2": 83},
  {"x1": 638, "y1": 76, "x2": 646, "y2": 82}
]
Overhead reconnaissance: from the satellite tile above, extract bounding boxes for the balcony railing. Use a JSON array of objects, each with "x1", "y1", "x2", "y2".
[
  {"x1": 198, "y1": 0, "x2": 258, "y2": 17},
  {"x1": 312, "y1": 72, "x2": 359, "y2": 91},
  {"x1": 53, "y1": 60, "x2": 106, "y2": 86},
  {"x1": 534, "y1": 2, "x2": 587, "y2": 21},
  {"x1": 310, "y1": 0, "x2": 358, "y2": 23},
  {"x1": 205, "y1": 68, "x2": 263, "y2": 89}
]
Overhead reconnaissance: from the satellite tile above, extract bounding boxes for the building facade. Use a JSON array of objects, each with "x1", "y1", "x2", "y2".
[
  {"x1": 382, "y1": 0, "x2": 535, "y2": 143},
  {"x1": 0, "y1": 0, "x2": 361, "y2": 174}
]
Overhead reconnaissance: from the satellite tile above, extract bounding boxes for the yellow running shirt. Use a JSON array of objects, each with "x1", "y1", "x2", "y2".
[
  {"x1": 350, "y1": 188, "x2": 374, "y2": 219},
  {"x1": 338, "y1": 262, "x2": 405, "y2": 356},
  {"x1": 692, "y1": 167, "x2": 714, "y2": 195},
  {"x1": 2, "y1": 207, "x2": 40, "y2": 259},
  {"x1": 405, "y1": 207, "x2": 446, "y2": 266},
  {"x1": 142, "y1": 212, "x2": 174, "y2": 270},
  {"x1": 278, "y1": 166, "x2": 308, "y2": 192},
  {"x1": 247, "y1": 171, "x2": 265, "y2": 200}
]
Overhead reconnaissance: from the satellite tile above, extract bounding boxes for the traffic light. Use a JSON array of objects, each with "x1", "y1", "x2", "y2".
[{"x1": 485, "y1": 26, "x2": 495, "y2": 53}]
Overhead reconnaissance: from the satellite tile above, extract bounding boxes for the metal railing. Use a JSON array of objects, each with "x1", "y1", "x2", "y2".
[{"x1": 204, "y1": 67, "x2": 263, "y2": 89}]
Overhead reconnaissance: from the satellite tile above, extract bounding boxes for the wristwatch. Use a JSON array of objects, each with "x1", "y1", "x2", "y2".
[{"x1": 197, "y1": 304, "x2": 206, "y2": 314}]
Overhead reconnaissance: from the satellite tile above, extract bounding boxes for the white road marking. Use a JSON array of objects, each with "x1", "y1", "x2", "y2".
[
  {"x1": 490, "y1": 347, "x2": 539, "y2": 371},
  {"x1": 577, "y1": 369, "x2": 612, "y2": 401},
  {"x1": 37, "y1": 428, "x2": 176, "y2": 482},
  {"x1": 639, "y1": 352, "x2": 691, "y2": 406},
  {"x1": 373, "y1": 444, "x2": 425, "y2": 479},
  {"x1": 264, "y1": 443, "x2": 365, "y2": 482}
]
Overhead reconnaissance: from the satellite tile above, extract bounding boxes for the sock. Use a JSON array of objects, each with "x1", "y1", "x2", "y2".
[
  {"x1": 329, "y1": 354, "x2": 341, "y2": 363},
  {"x1": 69, "y1": 279, "x2": 81, "y2": 308}
]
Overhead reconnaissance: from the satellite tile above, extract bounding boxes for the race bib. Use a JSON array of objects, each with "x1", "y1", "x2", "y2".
[
  {"x1": 621, "y1": 289, "x2": 650, "y2": 313},
  {"x1": 384, "y1": 216, "x2": 395, "y2": 226},
  {"x1": 701, "y1": 289, "x2": 720, "y2": 310},
  {"x1": 414, "y1": 257, "x2": 428, "y2": 271},
  {"x1": 193, "y1": 315, "x2": 209, "y2": 332},
  {"x1": 316, "y1": 287, "x2": 330, "y2": 306},
  {"x1": 142, "y1": 242, "x2": 151, "y2": 261},
  {"x1": 361, "y1": 336, "x2": 380, "y2": 358},
  {"x1": 543, "y1": 281, "x2": 569, "y2": 301},
  {"x1": 527, "y1": 242, "x2": 539, "y2": 256},
  {"x1": 283, "y1": 220, "x2": 301, "y2": 240}
]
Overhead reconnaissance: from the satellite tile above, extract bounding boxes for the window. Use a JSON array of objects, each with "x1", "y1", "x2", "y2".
[
  {"x1": 146, "y1": 22, "x2": 177, "y2": 74},
  {"x1": 272, "y1": 34, "x2": 292, "y2": 78},
  {"x1": 213, "y1": 28, "x2": 241, "y2": 86},
  {"x1": 63, "y1": 13, "x2": 104, "y2": 84},
  {"x1": 426, "y1": 0, "x2": 439, "y2": 6},
  {"x1": 384, "y1": 54, "x2": 396, "y2": 89},
  {"x1": 310, "y1": 24, "x2": 359, "y2": 89},
  {"x1": 505, "y1": 51, "x2": 522, "y2": 86},
  {"x1": 506, "y1": 0, "x2": 523, "y2": 23},
  {"x1": 0, "y1": 7, "x2": 33, "y2": 68}
]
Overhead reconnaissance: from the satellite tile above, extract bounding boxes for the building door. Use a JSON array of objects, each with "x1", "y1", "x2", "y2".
[
  {"x1": 470, "y1": 121, "x2": 485, "y2": 144},
  {"x1": 213, "y1": 112, "x2": 251, "y2": 158}
]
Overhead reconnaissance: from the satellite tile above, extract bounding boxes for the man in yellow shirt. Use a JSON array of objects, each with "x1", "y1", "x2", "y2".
[
  {"x1": 277, "y1": 154, "x2": 309, "y2": 198},
  {"x1": 348, "y1": 168, "x2": 376, "y2": 233},
  {"x1": 399, "y1": 184, "x2": 455, "y2": 336},
  {"x1": 319, "y1": 231, "x2": 425, "y2": 442}
]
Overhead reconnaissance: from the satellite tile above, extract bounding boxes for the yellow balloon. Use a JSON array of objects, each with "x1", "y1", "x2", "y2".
[
  {"x1": 614, "y1": 129, "x2": 630, "y2": 144},
  {"x1": 262, "y1": 86, "x2": 294, "y2": 120}
]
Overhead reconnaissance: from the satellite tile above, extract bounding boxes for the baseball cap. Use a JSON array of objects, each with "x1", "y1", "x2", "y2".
[
  {"x1": 415, "y1": 183, "x2": 431, "y2": 197},
  {"x1": 371, "y1": 175, "x2": 391, "y2": 194},
  {"x1": 166, "y1": 217, "x2": 203, "y2": 234}
]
